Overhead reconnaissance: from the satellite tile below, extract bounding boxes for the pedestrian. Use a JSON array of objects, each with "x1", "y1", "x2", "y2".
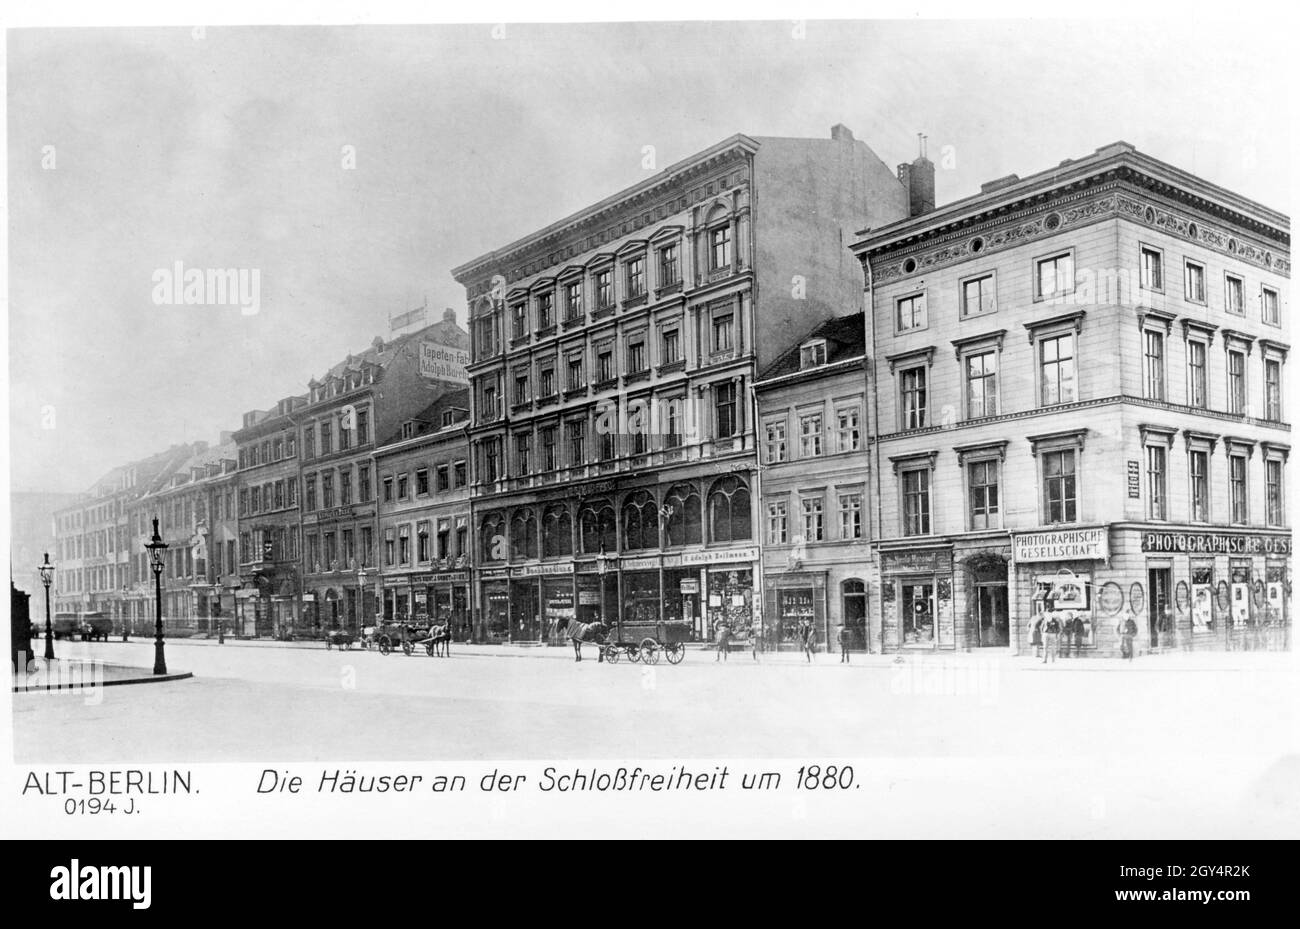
[
  {"x1": 715, "y1": 619, "x2": 731, "y2": 662},
  {"x1": 750, "y1": 619, "x2": 761, "y2": 662},
  {"x1": 1042, "y1": 613, "x2": 1061, "y2": 664},
  {"x1": 1071, "y1": 614, "x2": 1085, "y2": 656},
  {"x1": 217, "y1": 620, "x2": 225, "y2": 645},
  {"x1": 837, "y1": 623, "x2": 850, "y2": 663},
  {"x1": 1030, "y1": 613, "x2": 1044, "y2": 659},
  {"x1": 1117, "y1": 609, "x2": 1138, "y2": 661},
  {"x1": 1059, "y1": 610, "x2": 1073, "y2": 658},
  {"x1": 801, "y1": 621, "x2": 815, "y2": 663}
]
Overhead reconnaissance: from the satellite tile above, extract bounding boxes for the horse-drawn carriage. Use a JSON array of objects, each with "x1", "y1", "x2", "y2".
[
  {"x1": 324, "y1": 628, "x2": 356, "y2": 650},
  {"x1": 601, "y1": 618, "x2": 690, "y2": 665},
  {"x1": 367, "y1": 620, "x2": 451, "y2": 657}
]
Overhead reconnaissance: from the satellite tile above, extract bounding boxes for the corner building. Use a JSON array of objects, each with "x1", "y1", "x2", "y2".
[
  {"x1": 453, "y1": 127, "x2": 911, "y2": 643},
  {"x1": 853, "y1": 142, "x2": 1290, "y2": 656}
]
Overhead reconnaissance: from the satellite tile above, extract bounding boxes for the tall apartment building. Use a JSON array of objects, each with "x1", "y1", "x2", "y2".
[
  {"x1": 9, "y1": 491, "x2": 78, "y2": 598},
  {"x1": 852, "y1": 141, "x2": 1290, "y2": 655},
  {"x1": 452, "y1": 126, "x2": 913, "y2": 642},
  {"x1": 373, "y1": 390, "x2": 472, "y2": 636}
]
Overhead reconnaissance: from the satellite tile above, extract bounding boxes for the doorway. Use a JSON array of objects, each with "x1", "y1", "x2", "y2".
[
  {"x1": 1148, "y1": 567, "x2": 1171, "y2": 648},
  {"x1": 901, "y1": 581, "x2": 935, "y2": 647},
  {"x1": 842, "y1": 579, "x2": 868, "y2": 650},
  {"x1": 975, "y1": 583, "x2": 1009, "y2": 646}
]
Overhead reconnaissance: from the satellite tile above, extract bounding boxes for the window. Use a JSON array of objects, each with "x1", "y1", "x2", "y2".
[
  {"x1": 712, "y1": 312, "x2": 734, "y2": 353},
  {"x1": 1146, "y1": 444, "x2": 1167, "y2": 520},
  {"x1": 1144, "y1": 330, "x2": 1165, "y2": 400},
  {"x1": 1230, "y1": 455, "x2": 1248, "y2": 525},
  {"x1": 342, "y1": 528, "x2": 355, "y2": 566},
  {"x1": 511, "y1": 303, "x2": 527, "y2": 339},
  {"x1": 436, "y1": 465, "x2": 450, "y2": 492},
  {"x1": 1036, "y1": 252, "x2": 1074, "y2": 300},
  {"x1": 340, "y1": 471, "x2": 351, "y2": 505},
  {"x1": 398, "y1": 525, "x2": 411, "y2": 565},
  {"x1": 356, "y1": 466, "x2": 369, "y2": 503},
  {"x1": 663, "y1": 398, "x2": 683, "y2": 449},
  {"x1": 397, "y1": 473, "x2": 409, "y2": 500},
  {"x1": 1040, "y1": 334, "x2": 1076, "y2": 405},
  {"x1": 595, "y1": 269, "x2": 613, "y2": 310},
  {"x1": 801, "y1": 497, "x2": 824, "y2": 542},
  {"x1": 564, "y1": 280, "x2": 583, "y2": 320},
  {"x1": 1262, "y1": 286, "x2": 1280, "y2": 326},
  {"x1": 664, "y1": 482, "x2": 702, "y2": 545},
  {"x1": 567, "y1": 420, "x2": 586, "y2": 467},
  {"x1": 799, "y1": 412, "x2": 822, "y2": 457},
  {"x1": 1266, "y1": 458, "x2": 1284, "y2": 526},
  {"x1": 320, "y1": 421, "x2": 332, "y2": 455},
  {"x1": 1184, "y1": 260, "x2": 1206, "y2": 304},
  {"x1": 1140, "y1": 247, "x2": 1163, "y2": 291},
  {"x1": 627, "y1": 337, "x2": 647, "y2": 373},
  {"x1": 707, "y1": 476, "x2": 751, "y2": 543},
  {"x1": 455, "y1": 517, "x2": 468, "y2": 557},
  {"x1": 597, "y1": 344, "x2": 614, "y2": 382},
  {"x1": 902, "y1": 469, "x2": 930, "y2": 536},
  {"x1": 540, "y1": 426, "x2": 557, "y2": 471},
  {"x1": 381, "y1": 476, "x2": 393, "y2": 502},
  {"x1": 516, "y1": 433, "x2": 531, "y2": 474},
  {"x1": 839, "y1": 493, "x2": 863, "y2": 540},
  {"x1": 537, "y1": 292, "x2": 554, "y2": 329},
  {"x1": 542, "y1": 505, "x2": 572, "y2": 557},
  {"x1": 897, "y1": 293, "x2": 926, "y2": 332},
  {"x1": 356, "y1": 409, "x2": 368, "y2": 445},
  {"x1": 514, "y1": 373, "x2": 530, "y2": 404},
  {"x1": 599, "y1": 409, "x2": 616, "y2": 462},
  {"x1": 1042, "y1": 450, "x2": 1077, "y2": 524},
  {"x1": 306, "y1": 476, "x2": 318, "y2": 511},
  {"x1": 324, "y1": 532, "x2": 337, "y2": 569},
  {"x1": 709, "y1": 224, "x2": 731, "y2": 271},
  {"x1": 715, "y1": 382, "x2": 737, "y2": 438},
  {"x1": 621, "y1": 491, "x2": 658, "y2": 550},
  {"x1": 1227, "y1": 350, "x2": 1247, "y2": 414},
  {"x1": 304, "y1": 426, "x2": 315, "y2": 459},
  {"x1": 836, "y1": 407, "x2": 861, "y2": 452},
  {"x1": 566, "y1": 357, "x2": 583, "y2": 391},
  {"x1": 1226, "y1": 274, "x2": 1244, "y2": 315},
  {"x1": 962, "y1": 274, "x2": 996, "y2": 317},
  {"x1": 1189, "y1": 449, "x2": 1210, "y2": 522},
  {"x1": 453, "y1": 461, "x2": 467, "y2": 487},
  {"x1": 658, "y1": 244, "x2": 679, "y2": 287},
  {"x1": 968, "y1": 460, "x2": 1000, "y2": 530},
  {"x1": 900, "y1": 367, "x2": 928, "y2": 429},
  {"x1": 766, "y1": 501, "x2": 788, "y2": 544},
  {"x1": 1265, "y1": 359, "x2": 1282, "y2": 421},
  {"x1": 539, "y1": 365, "x2": 555, "y2": 397},
  {"x1": 965, "y1": 351, "x2": 998, "y2": 418},
  {"x1": 1188, "y1": 340, "x2": 1208, "y2": 409},
  {"x1": 401, "y1": 422, "x2": 415, "y2": 441},
  {"x1": 800, "y1": 341, "x2": 827, "y2": 368},
  {"x1": 626, "y1": 258, "x2": 645, "y2": 299},
  {"x1": 661, "y1": 328, "x2": 680, "y2": 365},
  {"x1": 416, "y1": 468, "x2": 429, "y2": 496},
  {"x1": 484, "y1": 440, "x2": 501, "y2": 483},
  {"x1": 436, "y1": 518, "x2": 450, "y2": 560}
]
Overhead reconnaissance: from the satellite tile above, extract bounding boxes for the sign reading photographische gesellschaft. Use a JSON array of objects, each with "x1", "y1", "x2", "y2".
[
  {"x1": 418, "y1": 341, "x2": 470, "y2": 384},
  {"x1": 1012, "y1": 527, "x2": 1110, "y2": 562},
  {"x1": 1141, "y1": 531, "x2": 1292, "y2": 556}
]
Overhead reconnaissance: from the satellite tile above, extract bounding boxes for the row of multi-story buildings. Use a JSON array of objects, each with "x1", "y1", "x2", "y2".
[{"x1": 35, "y1": 127, "x2": 1290, "y2": 656}]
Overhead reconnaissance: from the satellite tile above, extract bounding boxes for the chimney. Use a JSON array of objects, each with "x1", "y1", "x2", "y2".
[
  {"x1": 980, "y1": 174, "x2": 1021, "y2": 194},
  {"x1": 444, "y1": 307, "x2": 457, "y2": 323},
  {"x1": 830, "y1": 124, "x2": 854, "y2": 143},
  {"x1": 904, "y1": 133, "x2": 935, "y2": 216},
  {"x1": 219, "y1": 430, "x2": 233, "y2": 444}
]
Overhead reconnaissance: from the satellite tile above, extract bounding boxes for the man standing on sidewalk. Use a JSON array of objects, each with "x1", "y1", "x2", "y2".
[
  {"x1": 1042, "y1": 613, "x2": 1061, "y2": 664},
  {"x1": 837, "y1": 623, "x2": 850, "y2": 663}
]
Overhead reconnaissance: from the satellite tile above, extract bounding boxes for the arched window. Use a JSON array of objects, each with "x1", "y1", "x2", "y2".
[
  {"x1": 479, "y1": 512, "x2": 506, "y2": 562},
  {"x1": 509, "y1": 508, "x2": 538, "y2": 561},
  {"x1": 708, "y1": 475, "x2": 751, "y2": 543},
  {"x1": 578, "y1": 498, "x2": 617, "y2": 554},
  {"x1": 542, "y1": 504, "x2": 572, "y2": 558},
  {"x1": 663, "y1": 482, "x2": 701, "y2": 546},
  {"x1": 621, "y1": 490, "x2": 659, "y2": 551}
]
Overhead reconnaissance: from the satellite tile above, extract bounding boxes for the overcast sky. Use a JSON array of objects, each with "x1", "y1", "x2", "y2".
[{"x1": 7, "y1": 19, "x2": 1290, "y2": 493}]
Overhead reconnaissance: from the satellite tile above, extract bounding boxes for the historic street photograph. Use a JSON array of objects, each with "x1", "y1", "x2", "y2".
[{"x1": 5, "y1": 13, "x2": 1296, "y2": 839}]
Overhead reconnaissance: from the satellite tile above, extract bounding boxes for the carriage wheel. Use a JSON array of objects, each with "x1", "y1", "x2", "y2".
[
  {"x1": 402, "y1": 639, "x2": 414, "y2": 656},
  {"x1": 603, "y1": 644, "x2": 620, "y2": 664},
  {"x1": 426, "y1": 641, "x2": 436, "y2": 656},
  {"x1": 639, "y1": 638, "x2": 660, "y2": 665},
  {"x1": 665, "y1": 642, "x2": 685, "y2": 665},
  {"x1": 627, "y1": 645, "x2": 641, "y2": 663},
  {"x1": 378, "y1": 635, "x2": 393, "y2": 656}
]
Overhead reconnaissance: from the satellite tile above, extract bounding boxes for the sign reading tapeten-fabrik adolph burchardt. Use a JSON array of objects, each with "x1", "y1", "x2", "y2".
[{"x1": 419, "y1": 341, "x2": 470, "y2": 384}]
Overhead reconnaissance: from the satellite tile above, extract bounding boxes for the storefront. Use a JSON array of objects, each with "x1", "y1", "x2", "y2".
[
  {"x1": 1011, "y1": 527, "x2": 1109, "y2": 655},
  {"x1": 381, "y1": 570, "x2": 471, "y2": 638},
  {"x1": 880, "y1": 546, "x2": 955, "y2": 651},
  {"x1": 480, "y1": 563, "x2": 575, "y2": 643},
  {"x1": 764, "y1": 572, "x2": 828, "y2": 650}
]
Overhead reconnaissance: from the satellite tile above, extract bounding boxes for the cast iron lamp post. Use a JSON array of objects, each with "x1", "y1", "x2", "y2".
[
  {"x1": 38, "y1": 552, "x2": 55, "y2": 660},
  {"x1": 145, "y1": 518, "x2": 169, "y2": 675}
]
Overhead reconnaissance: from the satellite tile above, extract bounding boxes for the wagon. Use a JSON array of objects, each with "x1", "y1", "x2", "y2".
[
  {"x1": 324, "y1": 629, "x2": 356, "y2": 650},
  {"x1": 372, "y1": 620, "x2": 448, "y2": 657},
  {"x1": 602, "y1": 618, "x2": 690, "y2": 665}
]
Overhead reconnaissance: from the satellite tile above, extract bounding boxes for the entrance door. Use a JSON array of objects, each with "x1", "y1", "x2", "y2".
[
  {"x1": 1148, "y1": 568, "x2": 1171, "y2": 648},
  {"x1": 976, "y1": 584, "x2": 1010, "y2": 646},
  {"x1": 842, "y1": 580, "x2": 868, "y2": 650},
  {"x1": 901, "y1": 582, "x2": 935, "y2": 647}
]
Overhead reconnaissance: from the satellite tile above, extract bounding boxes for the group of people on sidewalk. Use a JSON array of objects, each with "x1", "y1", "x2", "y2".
[
  {"x1": 1031, "y1": 609, "x2": 1139, "y2": 663},
  {"x1": 714, "y1": 619, "x2": 860, "y2": 664}
]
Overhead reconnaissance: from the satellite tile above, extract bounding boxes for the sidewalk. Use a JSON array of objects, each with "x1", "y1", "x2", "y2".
[{"x1": 13, "y1": 656, "x2": 193, "y2": 691}]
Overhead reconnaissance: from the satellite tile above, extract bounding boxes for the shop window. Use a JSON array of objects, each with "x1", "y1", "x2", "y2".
[
  {"x1": 542, "y1": 504, "x2": 573, "y2": 558},
  {"x1": 621, "y1": 491, "x2": 659, "y2": 551},
  {"x1": 708, "y1": 475, "x2": 752, "y2": 543},
  {"x1": 664, "y1": 482, "x2": 702, "y2": 546},
  {"x1": 479, "y1": 512, "x2": 506, "y2": 562},
  {"x1": 578, "y1": 498, "x2": 617, "y2": 554},
  {"x1": 509, "y1": 509, "x2": 538, "y2": 561}
]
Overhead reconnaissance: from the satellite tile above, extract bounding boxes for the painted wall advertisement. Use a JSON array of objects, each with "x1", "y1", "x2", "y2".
[
  {"x1": 419, "y1": 341, "x2": 470, "y2": 385},
  {"x1": 1191, "y1": 584, "x2": 1214, "y2": 628}
]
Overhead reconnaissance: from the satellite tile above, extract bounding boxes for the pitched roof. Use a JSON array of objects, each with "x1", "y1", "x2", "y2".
[{"x1": 758, "y1": 313, "x2": 866, "y2": 381}]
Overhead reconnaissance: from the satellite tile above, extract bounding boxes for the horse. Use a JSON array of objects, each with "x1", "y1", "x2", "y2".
[
  {"x1": 561, "y1": 617, "x2": 610, "y2": 662},
  {"x1": 427, "y1": 623, "x2": 451, "y2": 657}
]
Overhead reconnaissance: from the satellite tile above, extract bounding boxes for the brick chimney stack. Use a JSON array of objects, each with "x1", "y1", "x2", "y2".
[{"x1": 898, "y1": 133, "x2": 936, "y2": 217}]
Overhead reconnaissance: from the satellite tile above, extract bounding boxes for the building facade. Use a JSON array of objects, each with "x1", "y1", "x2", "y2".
[
  {"x1": 853, "y1": 141, "x2": 1290, "y2": 656},
  {"x1": 453, "y1": 126, "x2": 912, "y2": 643},
  {"x1": 9, "y1": 491, "x2": 78, "y2": 599},
  {"x1": 373, "y1": 390, "x2": 473, "y2": 638},
  {"x1": 755, "y1": 314, "x2": 872, "y2": 651}
]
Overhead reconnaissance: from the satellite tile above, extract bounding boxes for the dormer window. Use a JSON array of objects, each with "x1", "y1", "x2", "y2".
[
  {"x1": 442, "y1": 411, "x2": 455, "y2": 428},
  {"x1": 800, "y1": 340, "x2": 828, "y2": 369},
  {"x1": 402, "y1": 422, "x2": 416, "y2": 440}
]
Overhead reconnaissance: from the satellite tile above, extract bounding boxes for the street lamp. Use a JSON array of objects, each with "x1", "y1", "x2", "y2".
[
  {"x1": 597, "y1": 547, "x2": 612, "y2": 629},
  {"x1": 38, "y1": 553, "x2": 54, "y2": 661},
  {"x1": 356, "y1": 565, "x2": 368, "y2": 632},
  {"x1": 145, "y1": 518, "x2": 169, "y2": 675}
]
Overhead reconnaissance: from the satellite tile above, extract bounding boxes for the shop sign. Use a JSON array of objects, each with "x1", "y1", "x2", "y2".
[
  {"x1": 621, "y1": 556, "x2": 660, "y2": 571},
  {"x1": 407, "y1": 571, "x2": 469, "y2": 585},
  {"x1": 1141, "y1": 531, "x2": 1291, "y2": 556},
  {"x1": 679, "y1": 546, "x2": 758, "y2": 566},
  {"x1": 880, "y1": 549, "x2": 953, "y2": 575},
  {"x1": 1126, "y1": 461, "x2": 1141, "y2": 498},
  {"x1": 679, "y1": 578, "x2": 699, "y2": 594},
  {"x1": 513, "y1": 562, "x2": 575, "y2": 578},
  {"x1": 1012, "y1": 528, "x2": 1109, "y2": 562},
  {"x1": 479, "y1": 567, "x2": 509, "y2": 580}
]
